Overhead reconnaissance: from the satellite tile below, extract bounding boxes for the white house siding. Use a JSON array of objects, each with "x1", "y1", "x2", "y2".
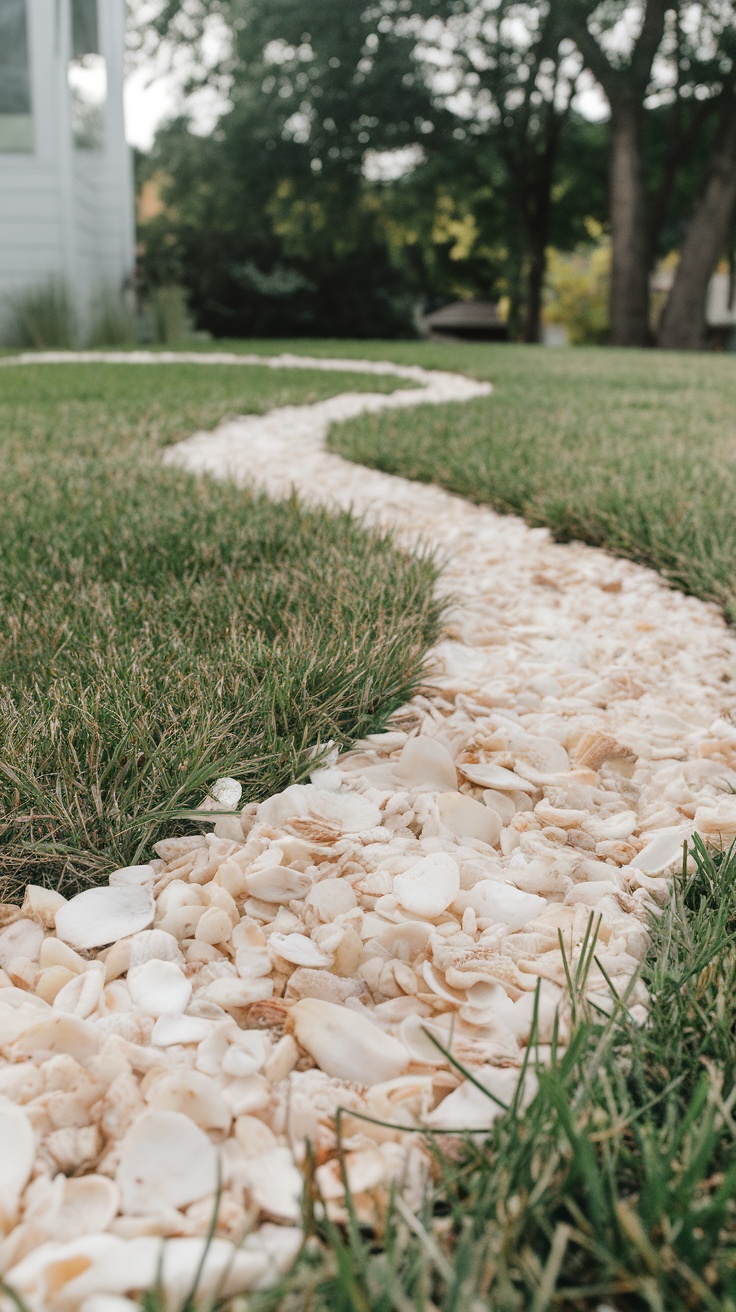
[{"x1": 0, "y1": 0, "x2": 135, "y2": 337}]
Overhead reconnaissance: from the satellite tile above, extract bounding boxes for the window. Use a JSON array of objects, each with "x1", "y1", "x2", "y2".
[
  {"x1": 68, "y1": 0, "x2": 106, "y2": 150},
  {"x1": 0, "y1": 0, "x2": 34, "y2": 152}
]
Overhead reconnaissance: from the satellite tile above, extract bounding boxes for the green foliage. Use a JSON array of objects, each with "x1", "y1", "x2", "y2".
[
  {"x1": 2, "y1": 276, "x2": 78, "y2": 349},
  {"x1": 330, "y1": 340, "x2": 736, "y2": 622},
  {"x1": 0, "y1": 359, "x2": 439, "y2": 895},
  {"x1": 545, "y1": 224, "x2": 611, "y2": 344},
  {"x1": 88, "y1": 286, "x2": 137, "y2": 347}
]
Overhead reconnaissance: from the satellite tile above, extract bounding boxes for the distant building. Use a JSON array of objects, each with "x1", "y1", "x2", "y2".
[
  {"x1": 422, "y1": 300, "x2": 510, "y2": 343},
  {"x1": 0, "y1": 0, "x2": 135, "y2": 334}
]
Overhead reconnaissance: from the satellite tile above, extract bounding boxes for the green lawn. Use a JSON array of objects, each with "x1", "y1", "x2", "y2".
[
  {"x1": 323, "y1": 342, "x2": 736, "y2": 622},
  {"x1": 0, "y1": 361, "x2": 438, "y2": 897}
]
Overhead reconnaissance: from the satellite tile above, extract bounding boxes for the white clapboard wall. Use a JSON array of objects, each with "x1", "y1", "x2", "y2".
[{"x1": 0, "y1": 0, "x2": 135, "y2": 333}]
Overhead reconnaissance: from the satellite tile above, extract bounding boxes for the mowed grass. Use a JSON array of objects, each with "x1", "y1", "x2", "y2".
[
  {"x1": 0, "y1": 361, "x2": 439, "y2": 897},
  {"x1": 323, "y1": 343, "x2": 736, "y2": 622}
]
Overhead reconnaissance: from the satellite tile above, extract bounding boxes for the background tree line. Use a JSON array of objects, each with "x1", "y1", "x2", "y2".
[{"x1": 132, "y1": 0, "x2": 736, "y2": 347}]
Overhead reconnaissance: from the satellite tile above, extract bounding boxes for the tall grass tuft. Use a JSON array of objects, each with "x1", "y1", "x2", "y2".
[
  {"x1": 2, "y1": 276, "x2": 78, "y2": 348},
  {"x1": 88, "y1": 286, "x2": 137, "y2": 346}
]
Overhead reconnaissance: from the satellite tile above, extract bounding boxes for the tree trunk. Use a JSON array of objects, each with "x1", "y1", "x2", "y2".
[
  {"x1": 523, "y1": 234, "x2": 546, "y2": 344},
  {"x1": 608, "y1": 98, "x2": 650, "y2": 347},
  {"x1": 658, "y1": 92, "x2": 736, "y2": 351}
]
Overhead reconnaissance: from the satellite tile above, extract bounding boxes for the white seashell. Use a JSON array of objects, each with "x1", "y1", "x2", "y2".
[
  {"x1": 79, "y1": 1296, "x2": 140, "y2": 1312},
  {"x1": 30, "y1": 1175, "x2": 120, "y2": 1242},
  {"x1": 108, "y1": 865, "x2": 155, "y2": 889},
  {"x1": 221, "y1": 1074, "x2": 271, "y2": 1115},
  {"x1": 394, "y1": 853, "x2": 460, "y2": 917},
  {"x1": 22, "y1": 884, "x2": 67, "y2": 929},
  {"x1": 425, "y1": 1066, "x2": 538, "y2": 1129},
  {"x1": 12, "y1": 1013, "x2": 99, "y2": 1065},
  {"x1": 394, "y1": 737, "x2": 457, "y2": 790},
  {"x1": 458, "y1": 761, "x2": 535, "y2": 793},
  {"x1": 269, "y1": 932, "x2": 332, "y2": 967},
  {"x1": 291, "y1": 998, "x2": 409, "y2": 1085},
  {"x1": 456, "y1": 880, "x2": 546, "y2": 929},
  {"x1": 0, "y1": 1098, "x2": 35, "y2": 1224},
  {"x1": 0, "y1": 987, "x2": 51, "y2": 1045},
  {"x1": 482, "y1": 790, "x2": 517, "y2": 824},
  {"x1": 210, "y1": 776, "x2": 243, "y2": 809},
  {"x1": 155, "y1": 1236, "x2": 273, "y2": 1304},
  {"x1": 56, "y1": 886, "x2": 155, "y2": 950},
  {"x1": 0, "y1": 918, "x2": 44, "y2": 969},
  {"x1": 53, "y1": 962, "x2": 105, "y2": 1018},
  {"x1": 151, "y1": 1013, "x2": 213, "y2": 1046},
  {"x1": 199, "y1": 976, "x2": 273, "y2": 1009},
  {"x1": 308, "y1": 787, "x2": 382, "y2": 833},
  {"x1": 246, "y1": 867, "x2": 312, "y2": 902},
  {"x1": 437, "y1": 792, "x2": 501, "y2": 846},
  {"x1": 241, "y1": 1146, "x2": 304, "y2": 1222},
  {"x1": 373, "y1": 920, "x2": 433, "y2": 959},
  {"x1": 127, "y1": 960, "x2": 192, "y2": 1017},
  {"x1": 306, "y1": 879, "x2": 358, "y2": 921},
  {"x1": 629, "y1": 826, "x2": 691, "y2": 874},
  {"x1": 4, "y1": 1236, "x2": 160, "y2": 1309},
  {"x1": 117, "y1": 1110, "x2": 218, "y2": 1213},
  {"x1": 145, "y1": 1070, "x2": 231, "y2": 1133},
  {"x1": 694, "y1": 799, "x2": 736, "y2": 840}
]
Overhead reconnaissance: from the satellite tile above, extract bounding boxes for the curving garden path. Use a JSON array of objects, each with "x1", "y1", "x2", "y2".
[{"x1": 1, "y1": 350, "x2": 736, "y2": 1309}]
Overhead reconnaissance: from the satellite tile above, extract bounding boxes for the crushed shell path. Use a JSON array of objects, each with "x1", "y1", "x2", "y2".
[{"x1": 1, "y1": 350, "x2": 736, "y2": 1310}]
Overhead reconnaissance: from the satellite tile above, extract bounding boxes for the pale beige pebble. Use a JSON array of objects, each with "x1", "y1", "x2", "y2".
[
  {"x1": 12, "y1": 1013, "x2": 99, "y2": 1067},
  {"x1": 21, "y1": 886, "x2": 67, "y2": 930},
  {"x1": 208, "y1": 776, "x2": 243, "y2": 809},
  {"x1": 55, "y1": 886, "x2": 155, "y2": 951},
  {"x1": 200, "y1": 882, "x2": 239, "y2": 921},
  {"x1": 316, "y1": 1147, "x2": 392, "y2": 1200},
  {"x1": 0, "y1": 919, "x2": 45, "y2": 970},
  {"x1": 4, "y1": 955, "x2": 38, "y2": 989},
  {"x1": 394, "y1": 853, "x2": 460, "y2": 917},
  {"x1": 154, "y1": 879, "x2": 205, "y2": 916},
  {"x1": 185, "y1": 941, "x2": 225, "y2": 966},
  {"x1": 97, "y1": 1071, "x2": 146, "y2": 1141},
  {"x1": 263, "y1": 1034, "x2": 300, "y2": 1083},
  {"x1": 235, "y1": 943, "x2": 272, "y2": 980},
  {"x1": 117, "y1": 1109, "x2": 217, "y2": 1214},
  {"x1": 193, "y1": 906, "x2": 233, "y2": 945},
  {"x1": 290, "y1": 998, "x2": 409, "y2": 1085},
  {"x1": 104, "y1": 929, "x2": 184, "y2": 983},
  {"x1": 52, "y1": 962, "x2": 105, "y2": 1019},
  {"x1": 426, "y1": 1065, "x2": 539, "y2": 1131},
  {"x1": 145, "y1": 1069, "x2": 232, "y2": 1135},
  {"x1": 437, "y1": 792, "x2": 501, "y2": 846},
  {"x1": 213, "y1": 813, "x2": 248, "y2": 842},
  {"x1": 32, "y1": 966, "x2": 76, "y2": 1007},
  {"x1": 126, "y1": 959, "x2": 192, "y2": 1017},
  {"x1": 394, "y1": 735, "x2": 457, "y2": 790},
  {"x1": 234, "y1": 1114, "x2": 277, "y2": 1156},
  {"x1": 80, "y1": 1298, "x2": 140, "y2": 1312},
  {"x1": 221, "y1": 1074, "x2": 272, "y2": 1116},
  {"x1": 482, "y1": 789, "x2": 517, "y2": 824},
  {"x1": 241, "y1": 1145, "x2": 303, "y2": 1222}
]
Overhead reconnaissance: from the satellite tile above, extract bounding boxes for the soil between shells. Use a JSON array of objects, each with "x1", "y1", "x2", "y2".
[{"x1": 1, "y1": 352, "x2": 736, "y2": 1310}]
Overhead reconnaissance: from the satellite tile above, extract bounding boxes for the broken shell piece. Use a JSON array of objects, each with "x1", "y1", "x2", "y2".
[
  {"x1": 458, "y1": 761, "x2": 535, "y2": 793},
  {"x1": 306, "y1": 879, "x2": 357, "y2": 921},
  {"x1": 394, "y1": 736, "x2": 457, "y2": 791},
  {"x1": 394, "y1": 853, "x2": 460, "y2": 917},
  {"x1": 241, "y1": 1146, "x2": 303, "y2": 1222},
  {"x1": 194, "y1": 907, "x2": 233, "y2": 944},
  {"x1": 573, "y1": 731, "x2": 635, "y2": 771},
  {"x1": 425, "y1": 1065, "x2": 538, "y2": 1130},
  {"x1": 269, "y1": 932, "x2": 332, "y2": 967},
  {"x1": 290, "y1": 998, "x2": 409, "y2": 1084},
  {"x1": 151, "y1": 1014, "x2": 213, "y2": 1047},
  {"x1": 127, "y1": 960, "x2": 192, "y2": 1017},
  {"x1": 117, "y1": 1110, "x2": 217, "y2": 1213},
  {"x1": 30, "y1": 1175, "x2": 120, "y2": 1243},
  {"x1": 629, "y1": 826, "x2": 691, "y2": 874},
  {"x1": 437, "y1": 792, "x2": 501, "y2": 846},
  {"x1": 0, "y1": 918, "x2": 44, "y2": 969},
  {"x1": 455, "y1": 880, "x2": 546, "y2": 929},
  {"x1": 55, "y1": 886, "x2": 155, "y2": 951},
  {"x1": 694, "y1": 799, "x2": 736, "y2": 841},
  {"x1": 0, "y1": 1098, "x2": 35, "y2": 1224},
  {"x1": 22, "y1": 885, "x2": 67, "y2": 929},
  {"x1": 145, "y1": 1070, "x2": 231, "y2": 1134},
  {"x1": 245, "y1": 867, "x2": 312, "y2": 903},
  {"x1": 108, "y1": 865, "x2": 155, "y2": 890},
  {"x1": 53, "y1": 963, "x2": 105, "y2": 1018},
  {"x1": 209, "y1": 776, "x2": 243, "y2": 809},
  {"x1": 482, "y1": 790, "x2": 517, "y2": 825}
]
